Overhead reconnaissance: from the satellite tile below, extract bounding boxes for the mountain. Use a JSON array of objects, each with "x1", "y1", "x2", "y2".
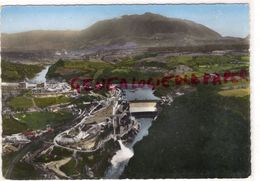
[
  {"x1": 1, "y1": 30, "x2": 80, "y2": 51},
  {"x1": 1, "y1": 13, "x2": 248, "y2": 60},
  {"x1": 83, "y1": 12, "x2": 222, "y2": 39}
]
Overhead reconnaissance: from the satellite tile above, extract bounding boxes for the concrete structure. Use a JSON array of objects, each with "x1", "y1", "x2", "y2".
[
  {"x1": 129, "y1": 102, "x2": 157, "y2": 113},
  {"x1": 123, "y1": 85, "x2": 160, "y2": 118}
]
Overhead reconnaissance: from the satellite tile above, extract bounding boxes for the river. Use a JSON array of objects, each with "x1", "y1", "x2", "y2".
[
  {"x1": 104, "y1": 118, "x2": 153, "y2": 179},
  {"x1": 28, "y1": 65, "x2": 50, "y2": 84},
  {"x1": 104, "y1": 85, "x2": 158, "y2": 178}
]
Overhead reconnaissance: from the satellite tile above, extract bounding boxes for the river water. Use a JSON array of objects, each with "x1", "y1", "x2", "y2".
[
  {"x1": 28, "y1": 65, "x2": 50, "y2": 84},
  {"x1": 105, "y1": 84, "x2": 158, "y2": 178},
  {"x1": 105, "y1": 118, "x2": 153, "y2": 179}
]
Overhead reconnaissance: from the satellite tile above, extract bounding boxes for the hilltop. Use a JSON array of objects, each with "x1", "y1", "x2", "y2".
[{"x1": 1, "y1": 13, "x2": 249, "y2": 61}]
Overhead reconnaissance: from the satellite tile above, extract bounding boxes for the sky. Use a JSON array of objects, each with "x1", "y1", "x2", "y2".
[{"x1": 1, "y1": 4, "x2": 249, "y2": 38}]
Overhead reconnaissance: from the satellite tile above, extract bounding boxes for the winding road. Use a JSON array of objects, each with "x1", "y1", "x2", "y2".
[{"x1": 3, "y1": 108, "x2": 86, "y2": 179}]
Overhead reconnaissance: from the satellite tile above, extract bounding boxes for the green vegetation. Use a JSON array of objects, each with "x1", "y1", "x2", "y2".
[
  {"x1": 2, "y1": 153, "x2": 41, "y2": 179},
  {"x1": 46, "y1": 59, "x2": 65, "y2": 78},
  {"x1": 1, "y1": 60, "x2": 43, "y2": 82},
  {"x1": 6, "y1": 95, "x2": 71, "y2": 110},
  {"x1": 218, "y1": 88, "x2": 250, "y2": 97},
  {"x1": 46, "y1": 59, "x2": 113, "y2": 80},
  {"x1": 123, "y1": 85, "x2": 250, "y2": 178},
  {"x1": 59, "y1": 140, "x2": 117, "y2": 178},
  {"x1": 60, "y1": 159, "x2": 79, "y2": 176},
  {"x1": 46, "y1": 58, "x2": 163, "y2": 83},
  {"x1": 34, "y1": 96, "x2": 71, "y2": 108},
  {"x1": 16, "y1": 111, "x2": 73, "y2": 130},
  {"x1": 2, "y1": 116, "x2": 27, "y2": 135},
  {"x1": 133, "y1": 52, "x2": 158, "y2": 61},
  {"x1": 71, "y1": 94, "x2": 97, "y2": 105},
  {"x1": 2, "y1": 53, "x2": 250, "y2": 179},
  {"x1": 2, "y1": 108, "x2": 73, "y2": 135},
  {"x1": 46, "y1": 55, "x2": 249, "y2": 85},
  {"x1": 115, "y1": 58, "x2": 136, "y2": 67},
  {"x1": 102, "y1": 68, "x2": 162, "y2": 82},
  {"x1": 166, "y1": 55, "x2": 249, "y2": 77},
  {"x1": 166, "y1": 56, "x2": 193, "y2": 68},
  {"x1": 36, "y1": 147, "x2": 73, "y2": 163},
  {"x1": 7, "y1": 96, "x2": 34, "y2": 111},
  {"x1": 241, "y1": 56, "x2": 250, "y2": 62},
  {"x1": 9, "y1": 161, "x2": 40, "y2": 179}
]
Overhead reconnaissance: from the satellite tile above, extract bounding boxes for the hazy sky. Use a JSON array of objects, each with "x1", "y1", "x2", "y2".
[{"x1": 1, "y1": 4, "x2": 249, "y2": 38}]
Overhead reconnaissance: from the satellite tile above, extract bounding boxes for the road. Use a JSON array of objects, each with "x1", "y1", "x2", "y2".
[
  {"x1": 3, "y1": 110, "x2": 86, "y2": 179},
  {"x1": 4, "y1": 93, "x2": 117, "y2": 179}
]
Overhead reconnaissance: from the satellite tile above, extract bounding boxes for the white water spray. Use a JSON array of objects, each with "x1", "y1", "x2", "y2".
[
  {"x1": 105, "y1": 140, "x2": 134, "y2": 178},
  {"x1": 111, "y1": 140, "x2": 134, "y2": 168},
  {"x1": 105, "y1": 118, "x2": 153, "y2": 179}
]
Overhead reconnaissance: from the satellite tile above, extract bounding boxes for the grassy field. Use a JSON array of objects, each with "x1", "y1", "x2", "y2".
[
  {"x1": 2, "y1": 116, "x2": 28, "y2": 135},
  {"x1": 218, "y1": 88, "x2": 250, "y2": 97},
  {"x1": 7, "y1": 96, "x2": 34, "y2": 111},
  {"x1": 34, "y1": 96, "x2": 71, "y2": 108},
  {"x1": 3, "y1": 111, "x2": 73, "y2": 134},
  {"x1": 6, "y1": 95, "x2": 71, "y2": 110},
  {"x1": 16, "y1": 111, "x2": 73, "y2": 130},
  {"x1": 47, "y1": 59, "x2": 113, "y2": 80}
]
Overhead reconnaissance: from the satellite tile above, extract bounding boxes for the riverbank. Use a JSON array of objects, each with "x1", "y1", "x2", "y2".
[{"x1": 122, "y1": 85, "x2": 250, "y2": 178}]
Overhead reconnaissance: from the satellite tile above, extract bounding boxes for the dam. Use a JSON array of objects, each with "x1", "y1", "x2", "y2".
[{"x1": 121, "y1": 85, "x2": 160, "y2": 118}]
